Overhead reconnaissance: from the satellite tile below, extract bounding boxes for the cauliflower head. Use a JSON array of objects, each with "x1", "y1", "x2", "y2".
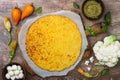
[{"x1": 93, "y1": 35, "x2": 120, "y2": 67}]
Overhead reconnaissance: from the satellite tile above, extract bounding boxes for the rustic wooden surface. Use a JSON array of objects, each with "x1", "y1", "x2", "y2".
[{"x1": 0, "y1": 0, "x2": 120, "y2": 80}]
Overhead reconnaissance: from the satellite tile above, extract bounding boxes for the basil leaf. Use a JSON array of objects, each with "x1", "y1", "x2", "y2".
[
  {"x1": 36, "y1": 7, "x2": 42, "y2": 14},
  {"x1": 102, "y1": 25, "x2": 107, "y2": 33},
  {"x1": 85, "y1": 26, "x2": 91, "y2": 31},
  {"x1": 73, "y1": 2, "x2": 79, "y2": 9},
  {"x1": 104, "y1": 12, "x2": 111, "y2": 25},
  {"x1": 91, "y1": 30, "x2": 97, "y2": 36},
  {"x1": 85, "y1": 26, "x2": 97, "y2": 36},
  {"x1": 101, "y1": 68, "x2": 109, "y2": 76}
]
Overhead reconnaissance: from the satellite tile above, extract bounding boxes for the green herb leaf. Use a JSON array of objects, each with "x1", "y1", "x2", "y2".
[
  {"x1": 95, "y1": 62, "x2": 104, "y2": 66},
  {"x1": 101, "y1": 68, "x2": 109, "y2": 76},
  {"x1": 8, "y1": 32, "x2": 12, "y2": 45},
  {"x1": 104, "y1": 12, "x2": 111, "y2": 25},
  {"x1": 104, "y1": 35, "x2": 117, "y2": 46},
  {"x1": 85, "y1": 26, "x2": 97, "y2": 36},
  {"x1": 9, "y1": 41, "x2": 17, "y2": 63},
  {"x1": 36, "y1": 6, "x2": 42, "y2": 14},
  {"x1": 91, "y1": 31, "x2": 97, "y2": 36},
  {"x1": 85, "y1": 26, "x2": 91, "y2": 31},
  {"x1": 73, "y1": 2, "x2": 79, "y2": 9},
  {"x1": 102, "y1": 25, "x2": 107, "y2": 33},
  {"x1": 9, "y1": 50, "x2": 15, "y2": 62}
]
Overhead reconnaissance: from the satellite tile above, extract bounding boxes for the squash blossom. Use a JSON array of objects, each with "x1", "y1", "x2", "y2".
[
  {"x1": 77, "y1": 68, "x2": 101, "y2": 78},
  {"x1": 4, "y1": 16, "x2": 12, "y2": 45},
  {"x1": 10, "y1": 40, "x2": 17, "y2": 50},
  {"x1": 9, "y1": 40, "x2": 17, "y2": 62},
  {"x1": 77, "y1": 68, "x2": 93, "y2": 78}
]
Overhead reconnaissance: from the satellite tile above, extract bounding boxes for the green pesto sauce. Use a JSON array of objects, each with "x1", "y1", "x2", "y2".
[{"x1": 83, "y1": 0, "x2": 102, "y2": 19}]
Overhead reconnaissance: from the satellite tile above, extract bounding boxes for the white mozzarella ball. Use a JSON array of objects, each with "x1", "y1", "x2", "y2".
[
  {"x1": 12, "y1": 65, "x2": 17, "y2": 70},
  {"x1": 17, "y1": 65, "x2": 21, "y2": 70},
  {"x1": 15, "y1": 75, "x2": 20, "y2": 79},
  {"x1": 19, "y1": 70, "x2": 23, "y2": 73},
  {"x1": 18, "y1": 73, "x2": 24, "y2": 79},
  {"x1": 8, "y1": 71, "x2": 14, "y2": 76},
  {"x1": 14, "y1": 70, "x2": 19, "y2": 75},
  {"x1": 5, "y1": 73, "x2": 10, "y2": 79},
  {"x1": 11, "y1": 76, "x2": 15, "y2": 80},
  {"x1": 7, "y1": 66, "x2": 12, "y2": 71}
]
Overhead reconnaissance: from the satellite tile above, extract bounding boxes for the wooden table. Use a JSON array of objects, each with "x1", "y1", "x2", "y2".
[{"x1": 0, "y1": 0, "x2": 120, "y2": 80}]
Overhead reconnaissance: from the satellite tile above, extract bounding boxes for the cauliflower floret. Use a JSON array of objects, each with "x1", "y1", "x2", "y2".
[
  {"x1": 105, "y1": 62, "x2": 117, "y2": 67},
  {"x1": 117, "y1": 50, "x2": 120, "y2": 57},
  {"x1": 93, "y1": 41, "x2": 103, "y2": 54},
  {"x1": 104, "y1": 35, "x2": 117, "y2": 46},
  {"x1": 93, "y1": 35, "x2": 120, "y2": 67}
]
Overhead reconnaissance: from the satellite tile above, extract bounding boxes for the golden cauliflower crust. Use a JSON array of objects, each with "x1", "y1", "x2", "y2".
[{"x1": 26, "y1": 15, "x2": 82, "y2": 71}]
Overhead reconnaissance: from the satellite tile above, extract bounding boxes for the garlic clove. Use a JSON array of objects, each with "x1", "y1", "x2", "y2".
[
  {"x1": 84, "y1": 60, "x2": 89, "y2": 65},
  {"x1": 89, "y1": 56, "x2": 94, "y2": 63},
  {"x1": 87, "y1": 67, "x2": 91, "y2": 71}
]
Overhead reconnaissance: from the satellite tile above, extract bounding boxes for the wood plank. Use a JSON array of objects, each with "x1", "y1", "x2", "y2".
[{"x1": 0, "y1": 0, "x2": 120, "y2": 80}]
